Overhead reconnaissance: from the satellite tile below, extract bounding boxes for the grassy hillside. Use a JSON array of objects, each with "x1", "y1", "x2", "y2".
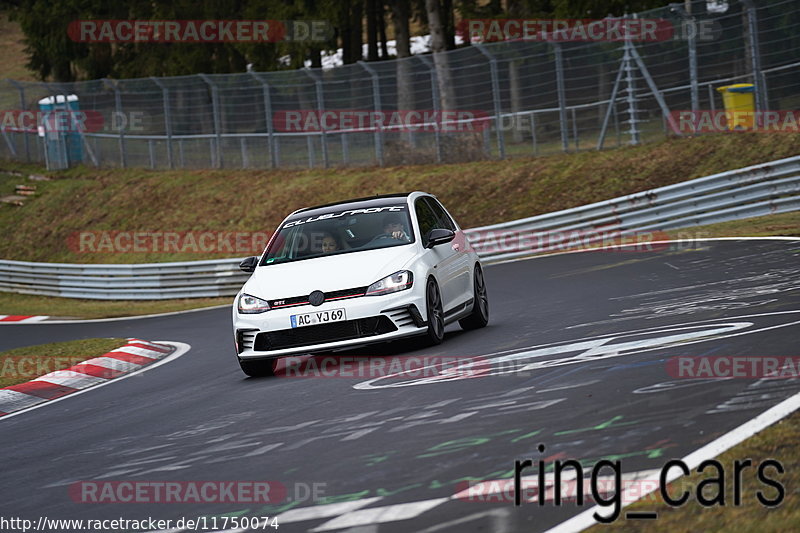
[
  {"x1": 1, "y1": 131, "x2": 800, "y2": 264},
  {"x1": 0, "y1": 11, "x2": 37, "y2": 82}
]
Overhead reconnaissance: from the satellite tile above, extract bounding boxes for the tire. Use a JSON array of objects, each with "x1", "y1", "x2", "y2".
[
  {"x1": 425, "y1": 277, "x2": 445, "y2": 345},
  {"x1": 459, "y1": 264, "x2": 489, "y2": 330},
  {"x1": 238, "y1": 357, "x2": 276, "y2": 377}
]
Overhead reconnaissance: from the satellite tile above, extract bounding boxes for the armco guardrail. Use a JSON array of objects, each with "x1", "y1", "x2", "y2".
[
  {"x1": 0, "y1": 155, "x2": 798, "y2": 299},
  {"x1": 0, "y1": 258, "x2": 246, "y2": 300},
  {"x1": 464, "y1": 154, "x2": 800, "y2": 263}
]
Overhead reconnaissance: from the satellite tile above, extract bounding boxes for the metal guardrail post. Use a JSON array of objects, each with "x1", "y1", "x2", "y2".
[
  {"x1": 358, "y1": 61, "x2": 384, "y2": 166},
  {"x1": 7, "y1": 79, "x2": 30, "y2": 161},
  {"x1": 553, "y1": 42, "x2": 569, "y2": 152},
  {"x1": 671, "y1": 5, "x2": 699, "y2": 113},
  {"x1": 742, "y1": 0, "x2": 767, "y2": 111},
  {"x1": 597, "y1": 61, "x2": 625, "y2": 150},
  {"x1": 687, "y1": 17, "x2": 699, "y2": 113},
  {"x1": 151, "y1": 77, "x2": 173, "y2": 169},
  {"x1": 199, "y1": 74, "x2": 223, "y2": 168},
  {"x1": 303, "y1": 68, "x2": 329, "y2": 169},
  {"x1": 708, "y1": 84, "x2": 716, "y2": 113},
  {"x1": 248, "y1": 72, "x2": 278, "y2": 169},
  {"x1": 571, "y1": 108, "x2": 579, "y2": 151},
  {"x1": 240, "y1": 137, "x2": 249, "y2": 168},
  {"x1": 474, "y1": 44, "x2": 506, "y2": 159},
  {"x1": 341, "y1": 134, "x2": 350, "y2": 164},
  {"x1": 417, "y1": 55, "x2": 442, "y2": 163},
  {"x1": 102, "y1": 78, "x2": 127, "y2": 168},
  {"x1": 306, "y1": 133, "x2": 316, "y2": 168},
  {"x1": 249, "y1": 73, "x2": 276, "y2": 168}
]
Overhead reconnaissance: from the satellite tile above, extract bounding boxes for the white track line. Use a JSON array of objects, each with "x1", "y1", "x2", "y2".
[
  {"x1": 310, "y1": 498, "x2": 450, "y2": 531},
  {"x1": 545, "y1": 390, "x2": 800, "y2": 532},
  {"x1": 277, "y1": 498, "x2": 384, "y2": 524}
]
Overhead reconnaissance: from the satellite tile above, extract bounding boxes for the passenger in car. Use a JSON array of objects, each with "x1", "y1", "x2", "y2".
[{"x1": 320, "y1": 232, "x2": 341, "y2": 253}]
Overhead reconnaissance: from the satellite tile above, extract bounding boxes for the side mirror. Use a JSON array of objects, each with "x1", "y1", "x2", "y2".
[
  {"x1": 425, "y1": 228, "x2": 455, "y2": 249},
  {"x1": 239, "y1": 256, "x2": 258, "y2": 273}
]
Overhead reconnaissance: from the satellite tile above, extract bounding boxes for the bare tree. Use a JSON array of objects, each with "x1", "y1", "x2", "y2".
[
  {"x1": 341, "y1": 0, "x2": 363, "y2": 64},
  {"x1": 392, "y1": 0, "x2": 414, "y2": 141},
  {"x1": 378, "y1": 2, "x2": 389, "y2": 59},
  {"x1": 507, "y1": 0, "x2": 524, "y2": 142},
  {"x1": 391, "y1": 0, "x2": 412, "y2": 60},
  {"x1": 442, "y1": 0, "x2": 456, "y2": 50},
  {"x1": 425, "y1": 0, "x2": 456, "y2": 111},
  {"x1": 366, "y1": 0, "x2": 379, "y2": 61}
]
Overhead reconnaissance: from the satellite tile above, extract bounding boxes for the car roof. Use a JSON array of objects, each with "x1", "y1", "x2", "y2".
[
  {"x1": 292, "y1": 192, "x2": 414, "y2": 215},
  {"x1": 285, "y1": 191, "x2": 442, "y2": 221}
]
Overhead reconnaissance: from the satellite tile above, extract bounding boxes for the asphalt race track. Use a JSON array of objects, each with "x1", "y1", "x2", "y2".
[{"x1": 1, "y1": 239, "x2": 799, "y2": 532}]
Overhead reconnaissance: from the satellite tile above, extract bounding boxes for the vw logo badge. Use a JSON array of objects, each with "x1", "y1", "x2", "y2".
[{"x1": 309, "y1": 290, "x2": 325, "y2": 306}]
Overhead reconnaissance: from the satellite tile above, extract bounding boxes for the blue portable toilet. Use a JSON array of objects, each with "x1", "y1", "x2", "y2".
[{"x1": 38, "y1": 94, "x2": 84, "y2": 168}]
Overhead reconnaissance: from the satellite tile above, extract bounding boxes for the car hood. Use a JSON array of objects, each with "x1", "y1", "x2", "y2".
[{"x1": 243, "y1": 245, "x2": 418, "y2": 299}]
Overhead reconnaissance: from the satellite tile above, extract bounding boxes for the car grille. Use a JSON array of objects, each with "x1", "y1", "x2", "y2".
[
  {"x1": 268, "y1": 286, "x2": 368, "y2": 309},
  {"x1": 254, "y1": 316, "x2": 397, "y2": 351}
]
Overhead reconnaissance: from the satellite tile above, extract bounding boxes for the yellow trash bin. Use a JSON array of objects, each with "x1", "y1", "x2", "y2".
[{"x1": 716, "y1": 83, "x2": 755, "y2": 130}]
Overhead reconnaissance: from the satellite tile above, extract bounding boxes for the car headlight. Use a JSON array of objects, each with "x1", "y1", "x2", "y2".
[
  {"x1": 238, "y1": 293, "x2": 270, "y2": 314},
  {"x1": 366, "y1": 271, "x2": 413, "y2": 296}
]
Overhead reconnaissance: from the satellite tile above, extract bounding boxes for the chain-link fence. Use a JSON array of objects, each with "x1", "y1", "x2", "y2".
[{"x1": 1, "y1": 0, "x2": 798, "y2": 170}]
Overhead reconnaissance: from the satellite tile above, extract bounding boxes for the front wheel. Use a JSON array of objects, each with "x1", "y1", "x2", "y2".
[
  {"x1": 425, "y1": 278, "x2": 445, "y2": 345},
  {"x1": 459, "y1": 264, "x2": 489, "y2": 330},
  {"x1": 238, "y1": 357, "x2": 276, "y2": 377}
]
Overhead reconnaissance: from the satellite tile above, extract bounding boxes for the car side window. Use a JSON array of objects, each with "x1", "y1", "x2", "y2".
[
  {"x1": 424, "y1": 197, "x2": 457, "y2": 231},
  {"x1": 415, "y1": 198, "x2": 439, "y2": 246}
]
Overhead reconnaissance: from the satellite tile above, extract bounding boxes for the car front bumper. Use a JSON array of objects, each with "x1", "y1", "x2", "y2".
[{"x1": 233, "y1": 290, "x2": 427, "y2": 359}]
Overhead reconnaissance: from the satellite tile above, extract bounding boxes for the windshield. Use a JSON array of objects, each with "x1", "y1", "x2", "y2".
[{"x1": 260, "y1": 204, "x2": 414, "y2": 266}]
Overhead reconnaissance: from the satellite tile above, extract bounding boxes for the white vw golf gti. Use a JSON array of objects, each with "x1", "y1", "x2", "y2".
[{"x1": 232, "y1": 192, "x2": 489, "y2": 376}]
